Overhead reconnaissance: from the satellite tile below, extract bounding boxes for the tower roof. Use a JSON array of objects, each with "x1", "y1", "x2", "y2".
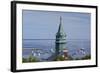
[{"x1": 57, "y1": 16, "x2": 66, "y2": 36}]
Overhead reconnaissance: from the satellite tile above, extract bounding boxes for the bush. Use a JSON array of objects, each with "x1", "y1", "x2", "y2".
[
  {"x1": 22, "y1": 58, "x2": 28, "y2": 63},
  {"x1": 54, "y1": 55, "x2": 68, "y2": 61},
  {"x1": 28, "y1": 55, "x2": 39, "y2": 62},
  {"x1": 74, "y1": 55, "x2": 91, "y2": 60},
  {"x1": 22, "y1": 55, "x2": 39, "y2": 63},
  {"x1": 81, "y1": 55, "x2": 91, "y2": 60}
]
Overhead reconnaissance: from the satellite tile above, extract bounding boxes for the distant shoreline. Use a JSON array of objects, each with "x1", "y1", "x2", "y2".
[{"x1": 22, "y1": 39, "x2": 91, "y2": 41}]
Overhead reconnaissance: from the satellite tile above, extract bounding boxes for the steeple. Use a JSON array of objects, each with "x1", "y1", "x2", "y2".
[{"x1": 57, "y1": 16, "x2": 66, "y2": 36}]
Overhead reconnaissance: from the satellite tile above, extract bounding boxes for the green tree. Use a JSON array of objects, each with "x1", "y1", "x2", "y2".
[
  {"x1": 22, "y1": 58, "x2": 28, "y2": 63},
  {"x1": 22, "y1": 55, "x2": 39, "y2": 63},
  {"x1": 28, "y1": 55, "x2": 39, "y2": 62},
  {"x1": 81, "y1": 55, "x2": 91, "y2": 60}
]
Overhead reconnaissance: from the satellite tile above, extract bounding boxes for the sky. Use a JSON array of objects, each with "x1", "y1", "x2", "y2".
[{"x1": 22, "y1": 10, "x2": 91, "y2": 40}]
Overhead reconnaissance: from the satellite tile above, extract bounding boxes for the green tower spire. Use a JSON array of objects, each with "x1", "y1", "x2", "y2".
[
  {"x1": 58, "y1": 16, "x2": 63, "y2": 33},
  {"x1": 57, "y1": 16, "x2": 66, "y2": 37},
  {"x1": 55, "y1": 16, "x2": 67, "y2": 56}
]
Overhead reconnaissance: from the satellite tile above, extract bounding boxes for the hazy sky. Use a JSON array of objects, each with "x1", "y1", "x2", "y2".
[{"x1": 22, "y1": 10, "x2": 91, "y2": 40}]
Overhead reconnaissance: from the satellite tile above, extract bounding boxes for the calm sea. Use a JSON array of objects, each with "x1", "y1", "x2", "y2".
[{"x1": 22, "y1": 39, "x2": 91, "y2": 60}]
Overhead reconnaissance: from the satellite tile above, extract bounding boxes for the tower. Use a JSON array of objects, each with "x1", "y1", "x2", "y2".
[{"x1": 55, "y1": 16, "x2": 67, "y2": 56}]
